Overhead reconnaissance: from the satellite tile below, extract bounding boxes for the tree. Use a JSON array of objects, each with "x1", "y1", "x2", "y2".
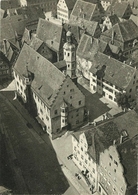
[{"x1": 116, "y1": 93, "x2": 129, "y2": 110}]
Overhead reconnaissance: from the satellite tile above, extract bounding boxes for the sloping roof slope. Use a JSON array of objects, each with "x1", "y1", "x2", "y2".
[
  {"x1": 117, "y1": 136, "x2": 137, "y2": 193},
  {"x1": 36, "y1": 18, "x2": 64, "y2": 52},
  {"x1": 70, "y1": 0, "x2": 97, "y2": 21},
  {"x1": 77, "y1": 34, "x2": 108, "y2": 60},
  {"x1": 89, "y1": 52, "x2": 136, "y2": 89},
  {"x1": 107, "y1": 2, "x2": 131, "y2": 18},
  {"x1": 1, "y1": 14, "x2": 26, "y2": 35},
  {"x1": 130, "y1": 14, "x2": 138, "y2": 26},
  {"x1": 101, "y1": 19, "x2": 138, "y2": 43},
  {"x1": 14, "y1": 44, "x2": 66, "y2": 107},
  {"x1": 65, "y1": 0, "x2": 76, "y2": 10}
]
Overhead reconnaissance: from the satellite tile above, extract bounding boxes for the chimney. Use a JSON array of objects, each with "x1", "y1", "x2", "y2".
[
  {"x1": 120, "y1": 135, "x2": 123, "y2": 144},
  {"x1": 111, "y1": 30, "x2": 114, "y2": 44},
  {"x1": 113, "y1": 140, "x2": 116, "y2": 145}
]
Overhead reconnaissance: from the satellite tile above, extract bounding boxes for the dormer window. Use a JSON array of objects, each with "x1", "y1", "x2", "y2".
[{"x1": 24, "y1": 77, "x2": 29, "y2": 84}]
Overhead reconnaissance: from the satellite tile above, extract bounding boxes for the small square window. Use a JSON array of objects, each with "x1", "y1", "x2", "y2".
[
  {"x1": 55, "y1": 110, "x2": 58, "y2": 115},
  {"x1": 78, "y1": 100, "x2": 81, "y2": 105}
]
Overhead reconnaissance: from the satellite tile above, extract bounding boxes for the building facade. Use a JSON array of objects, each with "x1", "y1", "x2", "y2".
[
  {"x1": 72, "y1": 111, "x2": 137, "y2": 195},
  {"x1": 89, "y1": 52, "x2": 138, "y2": 104},
  {"x1": 98, "y1": 145, "x2": 127, "y2": 195},
  {"x1": 57, "y1": 0, "x2": 76, "y2": 23},
  {"x1": 72, "y1": 131, "x2": 98, "y2": 193},
  {"x1": 13, "y1": 43, "x2": 85, "y2": 138}
]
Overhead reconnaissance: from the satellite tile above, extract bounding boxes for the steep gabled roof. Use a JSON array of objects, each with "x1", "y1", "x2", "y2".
[
  {"x1": 29, "y1": 36, "x2": 43, "y2": 51},
  {"x1": 101, "y1": 20, "x2": 138, "y2": 43},
  {"x1": 117, "y1": 136, "x2": 137, "y2": 193},
  {"x1": 64, "y1": 0, "x2": 77, "y2": 10},
  {"x1": 54, "y1": 60, "x2": 67, "y2": 70},
  {"x1": 107, "y1": 2, "x2": 132, "y2": 18},
  {"x1": 1, "y1": 14, "x2": 26, "y2": 36},
  {"x1": 77, "y1": 34, "x2": 108, "y2": 60},
  {"x1": 130, "y1": 14, "x2": 138, "y2": 26},
  {"x1": 0, "y1": 0, "x2": 20, "y2": 10},
  {"x1": 14, "y1": 44, "x2": 66, "y2": 107},
  {"x1": 0, "y1": 20, "x2": 15, "y2": 42},
  {"x1": 70, "y1": 0, "x2": 97, "y2": 21},
  {"x1": 0, "y1": 8, "x2": 5, "y2": 20},
  {"x1": 36, "y1": 18, "x2": 64, "y2": 52},
  {"x1": 89, "y1": 52, "x2": 136, "y2": 90}
]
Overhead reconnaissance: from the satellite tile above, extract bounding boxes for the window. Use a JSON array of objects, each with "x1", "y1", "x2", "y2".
[
  {"x1": 55, "y1": 110, "x2": 58, "y2": 115},
  {"x1": 76, "y1": 120, "x2": 79, "y2": 124},
  {"x1": 40, "y1": 109, "x2": 43, "y2": 114},
  {"x1": 133, "y1": 81, "x2": 135, "y2": 84},
  {"x1": 70, "y1": 89, "x2": 74, "y2": 92},
  {"x1": 46, "y1": 116, "x2": 49, "y2": 120},
  {"x1": 62, "y1": 119, "x2": 64, "y2": 123},
  {"x1": 114, "y1": 160, "x2": 118, "y2": 166},
  {"x1": 109, "y1": 163, "x2": 111, "y2": 166},
  {"x1": 70, "y1": 96, "x2": 72, "y2": 99},
  {"x1": 93, "y1": 168, "x2": 95, "y2": 173},
  {"x1": 57, "y1": 128, "x2": 60, "y2": 132},
  {"x1": 99, "y1": 186, "x2": 101, "y2": 192},
  {"x1": 109, "y1": 155, "x2": 112, "y2": 160},
  {"x1": 63, "y1": 91, "x2": 66, "y2": 95},
  {"x1": 68, "y1": 53, "x2": 70, "y2": 57},
  {"x1": 81, "y1": 147, "x2": 83, "y2": 151},
  {"x1": 109, "y1": 95, "x2": 113, "y2": 100},
  {"x1": 68, "y1": 64, "x2": 70, "y2": 68},
  {"x1": 85, "y1": 159, "x2": 87, "y2": 164},
  {"x1": 81, "y1": 155, "x2": 83, "y2": 159},
  {"x1": 114, "y1": 169, "x2": 116, "y2": 173},
  {"x1": 78, "y1": 100, "x2": 81, "y2": 105}
]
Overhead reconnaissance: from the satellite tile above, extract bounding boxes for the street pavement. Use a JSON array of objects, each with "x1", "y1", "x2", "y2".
[
  {"x1": 0, "y1": 92, "x2": 69, "y2": 194},
  {"x1": 0, "y1": 81, "x2": 122, "y2": 195}
]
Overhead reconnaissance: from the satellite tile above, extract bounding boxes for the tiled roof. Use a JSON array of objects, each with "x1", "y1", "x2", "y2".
[
  {"x1": 16, "y1": 5, "x2": 45, "y2": 24},
  {"x1": 113, "y1": 110, "x2": 138, "y2": 139},
  {"x1": 108, "y1": 14, "x2": 120, "y2": 25},
  {"x1": 117, "y1": 136, "x2": 137, "y2": 192},
  {"x1": 77, "y1": 34, "x2": 108, "y2": 60},
  {"x1": 65, "y1": 0, "x2": 77, "y2": 10},
  {"x1": 109, "y1": 43, "x2": 121, "y2": 54},
  {"x1": 0, "y1": 20, "x2": 15, "y2": 42},
  {"x1": 0, "y1": 8, "x2": 5, "y2": 20},
  {"x1": 89, "y1": 52, "x2": 136, "y2": 89},
  {"x1": 36, "y1": 18, "x2": 64, "y2": 52},
  {"x1": 1, "y1": 14, "x2": 26, "y2": 36},
  {"x1": 132, "y1": 8, "x2": 138, "y2": 16},
  {"x1": 100, "y1": 20, "x2": 138, "y2": 43},
  {"x1": 70, "y1": 0, "x2": 97, "y2": 21},
  {"x1": 64, "y1": 23, "x2": 80, "y2": 43},
  {"x1": 29, "y1": 36, "x2": 43, "y2": 51},
  {"x1": 0, "y1": 0, "x2": 20, "y2": 10},
  {"x1": 54, "y1": 60, "x2": 67, "y2": 70},
  {"x1": 14, "y1": 44, "x2": 66, "y2": 107},
  {"x1": 73, "y1": 111, "x2": 138, "y2": 167},
  {"x1": 21, "y1": 28, "x2": 32, "y2": 45},
  {"x1": 130, "y1": 14, "x2": 138, "y2": 26},
  {"x1": 107, "y1": 2, "x2": 131, "y2": 18}
]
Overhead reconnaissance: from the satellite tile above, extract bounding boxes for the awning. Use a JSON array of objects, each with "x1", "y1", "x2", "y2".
[{"x1": 36, "y1": 116, "x2": 46, "y2": 128}]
